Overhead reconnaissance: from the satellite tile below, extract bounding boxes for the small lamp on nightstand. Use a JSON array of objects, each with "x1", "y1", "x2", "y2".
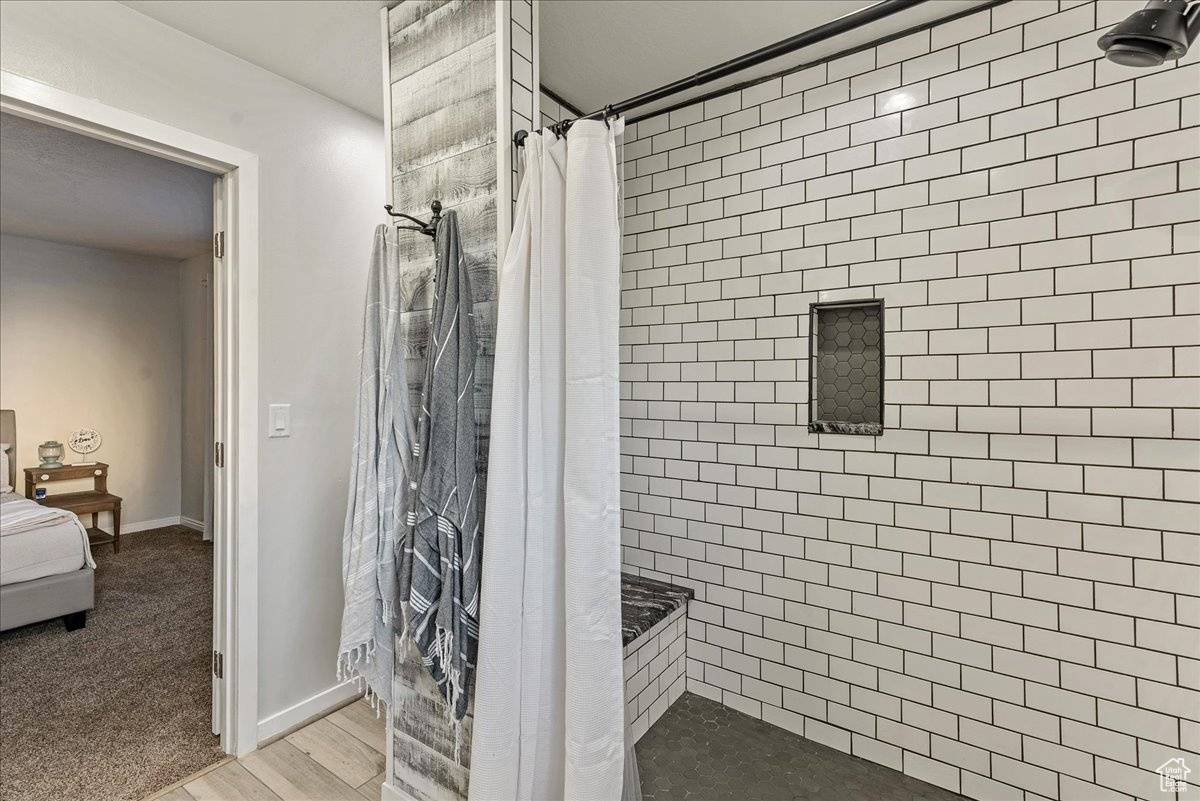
[{"x1": 38, "y1": 440, "x2": 64, "y2": 468}]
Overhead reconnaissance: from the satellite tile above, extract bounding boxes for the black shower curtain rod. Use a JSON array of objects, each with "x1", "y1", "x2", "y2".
[{"x1": 515, "y1": 0, "x2": 947, "y2": 148}]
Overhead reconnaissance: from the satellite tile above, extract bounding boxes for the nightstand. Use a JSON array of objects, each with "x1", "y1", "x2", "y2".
[{"x1": 24, "y1": 463, "x2": 123, "y2": 553}]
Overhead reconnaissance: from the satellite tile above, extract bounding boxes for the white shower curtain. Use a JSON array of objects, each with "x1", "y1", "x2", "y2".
[{"x1": 469, "y1": 119, "x2": 629, "y2": 801}]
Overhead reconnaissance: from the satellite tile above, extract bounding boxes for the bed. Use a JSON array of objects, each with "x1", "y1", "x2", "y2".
[{"x1": 0, "y1": 410, "x2": 95, "y2": 632}]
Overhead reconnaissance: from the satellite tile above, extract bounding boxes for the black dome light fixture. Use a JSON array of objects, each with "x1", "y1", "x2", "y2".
[{"x1": 1098, "y1": 0, "x2": 1200, "y2": 67}]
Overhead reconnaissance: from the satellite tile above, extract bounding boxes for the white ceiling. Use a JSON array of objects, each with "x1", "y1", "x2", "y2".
[
  {"x1": 115, "y1": 1, "x2": 983, "y2": 123},
  {"x1": 120, "y1": 0, "x2": 391, "y2": 121},
  {"x1": 540, "y1": 1, "x2": 985, "y2": 117},
  {"x1": 0, "y1": 113, "x2": 215, "y2": 261}
]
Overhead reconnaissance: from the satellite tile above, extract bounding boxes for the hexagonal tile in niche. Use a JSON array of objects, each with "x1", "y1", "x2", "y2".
[{"x1": 809, "y1": 300, "x2": 884, "y2": 432}]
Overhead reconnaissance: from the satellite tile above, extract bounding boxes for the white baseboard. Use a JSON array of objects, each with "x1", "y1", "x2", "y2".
[
  {"x1": 381, "y1": 782, "x2": 419, "y2": 801},
  {"x1": 256, "y1": 680, "x2": 362, "y2": 745},
  {"x1": 179, "y1": 516, "x2": 206, "y2": 532},
  {"x1": 92, "y1": 516, "x2": 208, "y2": 534},
  {"x1": 123, "y1": 516, "x2": 183, "y2": 533}
]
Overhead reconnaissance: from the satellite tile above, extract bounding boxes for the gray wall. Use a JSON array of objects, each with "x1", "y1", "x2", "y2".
[
  {"x1": 617, "y1": 2, "x2": 1200, "y2": 799},
  {"x1": 0, "y1": 234, "x2": 184, "y2": 527},
  {"x1": 0, "y1": 0, "x2": 387, "y2": 731}
]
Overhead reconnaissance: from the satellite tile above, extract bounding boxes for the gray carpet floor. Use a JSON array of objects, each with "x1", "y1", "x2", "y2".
[{"x1": 0, "y1": 526, "x2": 225, "y2": 801}]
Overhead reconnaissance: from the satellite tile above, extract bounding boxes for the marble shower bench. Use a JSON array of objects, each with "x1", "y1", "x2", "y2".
[
  {"x1": 387, "y1": 573, "x2": 693, "y2": 801},
  {"x1": 621, "y1": 573, "x2": 693, "y2": 744}
]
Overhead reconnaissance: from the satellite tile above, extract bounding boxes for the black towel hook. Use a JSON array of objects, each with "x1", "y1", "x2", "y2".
[{"x1": 385, "y1": 200, "x2": 442, "y2": 237}]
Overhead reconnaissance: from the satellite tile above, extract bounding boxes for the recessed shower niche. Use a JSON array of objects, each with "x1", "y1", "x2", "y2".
[{"x1": 808, "y1": 299, "x2": 884, "y2": 435}]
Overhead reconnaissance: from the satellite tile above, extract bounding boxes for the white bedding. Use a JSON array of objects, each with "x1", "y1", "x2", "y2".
[
  {"x1": 1, "y1": 442, "x2": 11, "y2": 492},
  {"x1": 0, "y1": 492, "x2": 95, "y2": 586}
]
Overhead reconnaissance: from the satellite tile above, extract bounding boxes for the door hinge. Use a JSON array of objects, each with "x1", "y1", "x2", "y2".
[
  {"x1": 214, "y1": 231, "x2": 225, "y2": 259},
  {"x1": 213, "y1": 649, "x2": 224, "y2": 679},
  {"x1": 215, "y1": 441, "x2": 225, "y2": 468}
]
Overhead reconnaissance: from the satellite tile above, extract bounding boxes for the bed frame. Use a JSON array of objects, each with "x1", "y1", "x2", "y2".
[{"x1": 0, "y1": 409, "x2": 95, "y2": 632}]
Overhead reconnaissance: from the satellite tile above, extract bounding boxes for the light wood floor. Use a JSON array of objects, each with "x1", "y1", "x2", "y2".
[{"x1": 147, "y1": 699, "x2": 387, "y2": 801}]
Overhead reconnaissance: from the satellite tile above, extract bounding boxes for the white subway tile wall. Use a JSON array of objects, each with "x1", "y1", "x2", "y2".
[
  {"x1": 511, "y1": 0, "x2": 534, "y2": 210},
  {"x1": 618, "y1": 2, "x2": 1200, "y2": 799},
  {"x1": 624, "y1": 607, "x2": 689, "y2": 744},
  {"x1": 540, "y1": 89, "x2": 567, "y2": 128}
]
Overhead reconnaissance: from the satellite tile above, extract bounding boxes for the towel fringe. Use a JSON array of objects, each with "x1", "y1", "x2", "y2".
[
  {"x1": 338, "y1": 637, "x2": 388, "y2": 719},
  {"x1": 426, "y1": 625, "x2": 469, "y2": 765},
  {"x1": 337, "y1": 643, "x2": 391, "y2": 718}
]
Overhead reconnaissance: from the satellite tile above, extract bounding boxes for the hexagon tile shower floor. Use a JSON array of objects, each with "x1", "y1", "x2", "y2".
[{"x1": 635, "y1": 694, "x2": 967, "y2": 801}]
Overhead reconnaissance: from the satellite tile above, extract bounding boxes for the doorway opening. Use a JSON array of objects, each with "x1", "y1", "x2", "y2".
[{"x1": 0, "y1": 69, "x2": 260, "y2": 792}]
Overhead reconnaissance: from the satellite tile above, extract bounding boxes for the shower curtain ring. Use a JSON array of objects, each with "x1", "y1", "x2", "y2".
[{"x1": 603, "y1": 105, "x2": 613, "y2": 128}]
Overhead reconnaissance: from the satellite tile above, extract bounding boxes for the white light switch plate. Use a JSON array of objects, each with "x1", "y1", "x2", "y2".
[{"x1": 268, "y1": 404, "x2": 291, "y2": 438}]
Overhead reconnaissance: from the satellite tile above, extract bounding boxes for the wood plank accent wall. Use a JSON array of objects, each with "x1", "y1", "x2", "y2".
[{"x1": 386, "y1": 2, "x2": 533, "y2": 799}]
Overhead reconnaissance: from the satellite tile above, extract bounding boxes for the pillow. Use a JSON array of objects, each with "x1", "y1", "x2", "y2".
[{"x1": 0, "y1": 442, "x2": 9, "y2": 493}]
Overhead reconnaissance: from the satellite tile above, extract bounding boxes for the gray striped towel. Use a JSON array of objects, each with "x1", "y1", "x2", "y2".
[
  {"x1": 398, "y1": 210, "x2": 481, "y2": 757},
  {"x1": 337, "y1": 225, "x2": 415, "y2": 711}
]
